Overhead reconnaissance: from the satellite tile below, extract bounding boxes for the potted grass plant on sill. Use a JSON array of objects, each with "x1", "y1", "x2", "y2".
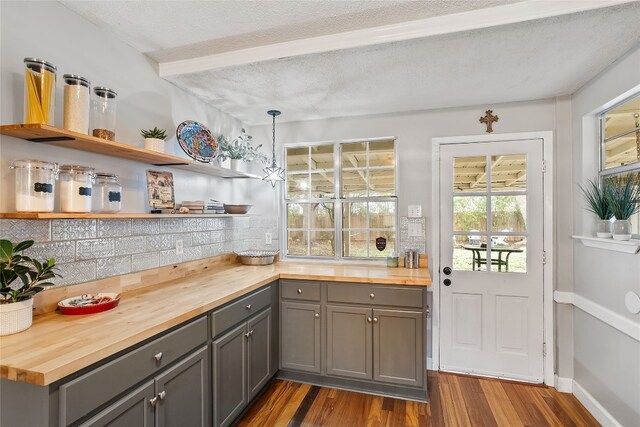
[
  {"x1": 141, "y1": 127, "x2": 168, "y2": 153},
  {"x1": 606, "y1": 173, "x2": 640, "y2": 241},
  {"x1": 579, "y1": 178, "x2": 613, "y2": 238},
  {"x1": 0, "y1": 239, "x2": 60, "y2": 335}
]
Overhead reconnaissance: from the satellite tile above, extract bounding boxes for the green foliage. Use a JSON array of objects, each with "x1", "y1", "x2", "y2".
[
  {"x1": 140, "y1": 127, "x2": 168, "y2": 140},
  {"x1": 453, "y1": 196, "x2": 526, "y2": 233},
  {"x1": 0, "y1": 240, "x2": 60, "y2": 304},
  {"x1": 579, "y1": 178, "x2": 613, "y2": 220},
  {"x1": 606, "y1": 173, "x2": 640, "y2": 220},
  {"x1": 217, "y1": 129, "x2": 269, "y2": 164}
]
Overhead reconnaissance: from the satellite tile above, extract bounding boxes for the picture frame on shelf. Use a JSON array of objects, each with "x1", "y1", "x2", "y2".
[{"x1": 146, "y1": 170, "x2": 175, "y2": 210}]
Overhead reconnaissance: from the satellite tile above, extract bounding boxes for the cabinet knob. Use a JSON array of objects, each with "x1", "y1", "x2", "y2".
[
  {"x1": 158, "y1": 390, "x2": 166, "y2": 400},
  {"x1": 367, "y1": 317, "x2": 372, "y2": 323},
  {"x1": 373, "y1": 317, "x2": 379, "y2": 323},
  {"x1": 370, "y1": 293, "x2": 375, "y2": 299},
  {"x1": 245, "y1": 331, "x2": 251, "y2": 338},
  {"x1": 150, "y1": 396, "x2": 158, "y2": 407},
  {"x1": 246, "y1": 304, "x2": 252, "y2": 310},
  {"x1": 315, "y1": 313, "x2": 320, "y2": 319},
  {"x1": 297, "y1": 288, "x2": 302, "y2": 294},
  {"x1": 154, "y1": 352, "x2": 163, "y2": 362}
]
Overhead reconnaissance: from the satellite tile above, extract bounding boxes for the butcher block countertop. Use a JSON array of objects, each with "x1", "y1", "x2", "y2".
[{"x1": 0, "y1": 261, "x2": 431, "y2": 386}]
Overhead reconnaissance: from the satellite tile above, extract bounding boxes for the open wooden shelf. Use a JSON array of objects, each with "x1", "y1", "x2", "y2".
[
  {"x1": 0, "y1": 124, "x2": 260, "y2": 179},
  {"x1": 0, "y1": 212, "x2": 254, "y2": 219}
]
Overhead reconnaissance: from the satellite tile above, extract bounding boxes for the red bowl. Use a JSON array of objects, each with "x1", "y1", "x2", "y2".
[{"x1": 58, "y1": 293, "x2": 121, "y2": 315}]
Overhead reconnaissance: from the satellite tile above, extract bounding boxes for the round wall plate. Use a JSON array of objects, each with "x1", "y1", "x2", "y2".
[{"x1": 176, "y1": 120, "x2": 219, "y2": 163}]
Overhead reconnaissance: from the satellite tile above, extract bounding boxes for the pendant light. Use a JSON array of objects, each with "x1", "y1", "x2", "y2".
[{"x1": 262, "y1": 110, "x2": 285, "y2": 187}]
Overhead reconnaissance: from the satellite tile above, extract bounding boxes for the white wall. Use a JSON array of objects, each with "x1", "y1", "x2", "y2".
[
  {"x1": 571, "y1": 44, "x2": 640, "y2": 426},
  {"x1": 0, "y1": 1, "x2": 279, "y2": 217}
]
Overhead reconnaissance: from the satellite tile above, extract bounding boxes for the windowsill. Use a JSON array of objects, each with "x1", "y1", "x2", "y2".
[{"x1": 571, "y1": 235, "x2": 640, "y2": 254}]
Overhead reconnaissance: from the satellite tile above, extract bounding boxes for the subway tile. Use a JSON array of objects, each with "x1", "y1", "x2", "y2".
[
  {"x1": 159, "y1": 249, "x2": 183, "y2": 266},
  {"x1": 132, "y1": 219, "x2": 159, "y2": 235},
  {"x1": 201, "y1": 243, "x2": 224, "y2": 258},
  {"x1": 52, "y1": 219, "x2": 96, "y2": 240},
  {"x1": 158, "y1": 218, "x2": 183, "y2": 233},
  {"x1": 115, "y1": 236, "x2": 147, "y2": 255},
  {"x1": 219, "y1": 217, "x2": 234, "y2": 230},
  {"x1": 25, "y1": 241, "x2": 75, "y2": 263},
  {"x1": 131, "y1": 252, "x2": 159, "y2": 272},
  {"x1": 183, "y1": 245, "x2": 203, "y2": 262},
  {"x1": 97, "y1": 219, "x2": 131, "y2": 237},
  {"x1": 76, "y1": 239, "x2": 115, "y2": 260},
  {"x1": 97, "y1": 255, "x2": 131, "y2": 279},
  {"x1": 0, "y1": 219, "x2": 51, "y2": 242},
  {"x1": 233, "y1": 216, "x2": 251, "y2": 229},
  {"x1": 55, "y1": 260, "x2": 97, "y2": 286},
  {"x1": 192, "y1": 230, "x2": 214, "y2": 246},
  {"x1": 211, "y1": 229, "x2": 233, "y2": 243},
  {"x1": 183, "y1": 217, "x2": 206, "y2": 232}
]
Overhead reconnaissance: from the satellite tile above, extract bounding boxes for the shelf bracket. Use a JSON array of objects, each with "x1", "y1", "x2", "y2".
[{"x1": 27, "y1": 136, "x2": 75, "y2": 143}]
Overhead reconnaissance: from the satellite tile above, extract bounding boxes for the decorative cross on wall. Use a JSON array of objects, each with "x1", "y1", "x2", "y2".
[{"x1": 480, "y1": 110, "x2": 499, "y2": 133}]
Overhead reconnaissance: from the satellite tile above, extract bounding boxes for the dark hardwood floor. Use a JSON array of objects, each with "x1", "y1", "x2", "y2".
[{"x1": 236, "y1": 371, "x2": 600, "y2": 426}]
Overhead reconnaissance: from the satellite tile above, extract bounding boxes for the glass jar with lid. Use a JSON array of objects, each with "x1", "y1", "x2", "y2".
[
  {"x1": 58, "y1": 165, "x2": 95, "y2": 213},
  {"x1": 91, "y1": 86, "x2": 117, "y2": 141},
  {"x1": 10, "y1": 160, "x2": 58, "y2": 212},
  {"x1": 63, "y1": 74, "x2": 91, "y2": 134},
  {"x1": 92, "y1": 173, "x2": 122, "y2": 213},
  {"x1": 24, "y1": 58, "x2": 57, "y2": 125}
]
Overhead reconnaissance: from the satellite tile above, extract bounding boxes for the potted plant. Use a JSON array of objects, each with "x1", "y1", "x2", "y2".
[
  {"x1": 1, "y1": 240, "x2": 60, "y2": 335},
  {"x1": 218, "y1": 129, "x2": 268, "y2": 171},
  {"x1": 141, "y1": 127, "x2": 168, "y2": 153},
  {"x1": 579, "y1": 178, "x2": 613, "y2": 238},
  {"x1": 606, "y1": 174, "x2": 640, "y2": 241}
]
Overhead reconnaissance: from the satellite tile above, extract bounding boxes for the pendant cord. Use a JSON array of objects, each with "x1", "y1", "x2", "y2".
[
  {"x1": 272, "y1": 113, "x2": 277, "y2": 167},
  {"x1": 634, "y1": 112, "x2": 639, "y2": 161}
]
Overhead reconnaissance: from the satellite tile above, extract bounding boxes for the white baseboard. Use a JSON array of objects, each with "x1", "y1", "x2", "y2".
[
  {"x1": 427, "y1": 357, "x2": 433, "y2": 370},
  {"x1": 554, "y1": 375, "x2": 573, "y2": 393},
  {"x1": 573, "y1": 380, "x2": 622, "y2": 427}
]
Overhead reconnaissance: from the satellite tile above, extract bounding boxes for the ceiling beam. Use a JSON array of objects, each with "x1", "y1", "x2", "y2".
[{"x1": 158, "y1": 0, "x2": 633, "y2": 77}]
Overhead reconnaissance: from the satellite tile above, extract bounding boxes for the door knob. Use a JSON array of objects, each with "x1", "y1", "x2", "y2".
[
  {"x1": 443, "y1": 278, "x2": 452, "y2": 286},
  {"x1": 443, "y1": 267, "x2": 452, "y2": 275}
]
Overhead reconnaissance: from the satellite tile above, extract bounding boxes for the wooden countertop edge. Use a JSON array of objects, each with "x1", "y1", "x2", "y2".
[{"x1": 1, "y1": 264, "x2": 430, "y2": 386}]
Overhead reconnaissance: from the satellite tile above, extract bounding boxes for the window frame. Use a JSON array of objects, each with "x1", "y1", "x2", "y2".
[{"x1": 282, "y1": 137, "x2": 398, "y2": 261}]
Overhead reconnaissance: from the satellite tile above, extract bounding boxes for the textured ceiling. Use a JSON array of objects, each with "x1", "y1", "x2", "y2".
[
  {"x1": 165, "y1": 3, "x2": 640, "y2": 124},
  {"x1": 60, "y1": 0, "x2": 520, "y2": 62}
]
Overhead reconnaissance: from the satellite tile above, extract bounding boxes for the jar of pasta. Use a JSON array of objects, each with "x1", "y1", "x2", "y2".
[
  {"x1": 63, "y1": 74, "x2": 91, "y2": 134},
  {"x1": 11, "y1": 160, "x2": 58, "y2": 212},
  {"x1": 92, "y1": 173, "x2": 122, "y2": 213},
  {"x1": 91, "y1": 87, "x2": 117, "y2": 141},
  {"x1": 24, "y1": 58, "x2": 57, "y2": 125},
  {"x1": 59, "y1": 165, "x2": 95, "y2": 213}
]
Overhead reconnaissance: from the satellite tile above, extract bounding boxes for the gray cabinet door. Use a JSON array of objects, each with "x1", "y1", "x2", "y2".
[
  {"x1": 79, "y1": 381, "x2": 154, "y2": 427},
  {"x1": 373, "y1": 309, "x2": 424, "y2": 387},
  {"x1": 213, "y1": 322, "x2": 248, "y2": 427},
  {"x1": 155, "y1": 346, "x2": 209, "y2": 427},
  {"x1": 326, "y1": 305, "x2": 373, "y2": 380},
  {"x1": 247, "y1": 308, "x2": 271, "y2": 400},
  {"x1": 281, "y1": 302, "x2": 321, "y2": 373}
]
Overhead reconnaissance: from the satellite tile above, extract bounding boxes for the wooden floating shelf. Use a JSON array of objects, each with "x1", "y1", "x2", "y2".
[
  {"x1": 0, "y1": 213, "x2": 254, "y2": 219},
  {"x1": 572, "y1": 235, "x2": 640, "y2": 254},
  {"x1": 0, "y1": 124, "x2": 260, "y2": 179}
]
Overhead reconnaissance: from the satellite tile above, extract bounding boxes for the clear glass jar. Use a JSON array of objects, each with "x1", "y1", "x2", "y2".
[
  {"x1": 58, "y1": 165, "x2": 95, "y2": 213},
  {"x1": 63, "y1": 74, "x2": 91, "y2": 134},
  {"x1": 91, "y1": 86, "x2": 117, "y2": 141},
  {"x1": 92, "y1": 173, "x2": 122, "y2": 213},
  {"x1": 10, "y1": 160, "x2": 58, "y2": 212},
  {"x1": 24, "y1": 58, "x2": 57, "y2": 125}
]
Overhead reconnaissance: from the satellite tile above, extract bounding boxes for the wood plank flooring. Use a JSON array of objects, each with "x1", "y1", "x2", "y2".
[{"x1": 236, "y1": 371, "x2": 600, "y2": 427}]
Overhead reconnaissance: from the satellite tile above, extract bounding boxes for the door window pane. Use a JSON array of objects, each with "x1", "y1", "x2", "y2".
[
  {"x1": 491, "y1": 235, "x2": 527, "y2": 273},
  {"x1": 454, "y1": 156, "x2": 486, "y2": 193},
  {"x1": 453, "y1": 235, "x2": 488, "y2": 271},
  {"x1": 453, "y1": 196, "x2": 487, "y2": 232},
  {"x1": 287, "y1": 231, "x2": 308, "y2": 256},
  {"x1": 491, "y1": 154, "x2": 527, "y2": 192},
  {"x1": 311, "y1": 231, "x2": 335, "y2": 257},
  {"x1": 491, "y1": 195, "x2": 527, "y2": 232}
]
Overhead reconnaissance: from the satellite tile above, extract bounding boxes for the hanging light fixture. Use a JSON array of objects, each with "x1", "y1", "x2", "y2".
[{"x1": 262, "y1": 110, "x2": 285, "y2": 187}]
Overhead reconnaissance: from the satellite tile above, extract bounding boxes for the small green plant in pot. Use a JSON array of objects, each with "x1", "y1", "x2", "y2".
[
  {"x1": 0, "y1": 240, "x2": 60, "y2": 335},
  {"x1": 579, "y1": 178, "x2": 613, "y2": 238},
  {"x1": 606, "y1": 173, "x2": 640, "y2": 241},
  {"x1": 141, "y1": 127, "x2": 168, "y2": 153}
]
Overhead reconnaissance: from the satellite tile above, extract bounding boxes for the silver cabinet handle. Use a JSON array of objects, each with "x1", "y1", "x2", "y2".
[
  {"x1": 297, "y1": 288, "x2": 302, "y2": 294},
  {"x1": 154, "y1": 352, "x2": 163, "y2": 362},
  {"x1": 370, "y1": 293, "x2": 375, "y2": 299},
  {"x1": 150, "y1": 396, "x2": 158, "y2": 407},
  {"x1": 367, "y1": 317, "x2": 372, "y2": 323},
  {"x1": 246, "y1": 304, "x2": 252, "y2": 310},
  {"x1": 245, "y1": 330, "x2": 254, "y2": 338},
  {"x1": 158, "y1": 390, "x2": 166, "y2": 400},
  {"x1": 315, "y1": 313, "x2": 320, "y2": 319},
  {"x1": 373, "y1": 317, "x2": 379, "y2": 323}
]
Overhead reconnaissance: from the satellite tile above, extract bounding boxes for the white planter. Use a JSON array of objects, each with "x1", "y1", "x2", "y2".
[
  {"x1": 612, "y1": 219, "x2": 633, "y2": 241},
  {"x1": 596, "y1": 219, "x2": 612, "y2": 238},
  {"x1": 0, "y1": 298, "x2": 34, "y2": 335},
  {"x1": 230, "y1": 159, "x2": 241, "y2": 171},
  {"x1": 144, "y1": 138, "x2": 165, "y2": 153}
]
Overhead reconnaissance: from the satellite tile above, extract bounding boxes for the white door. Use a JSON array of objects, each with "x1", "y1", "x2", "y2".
[{"x1": 439, "y1": 138, "x2": 544, "y2": 383}]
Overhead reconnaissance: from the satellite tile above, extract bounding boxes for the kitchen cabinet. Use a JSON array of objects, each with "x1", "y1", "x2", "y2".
[
  {"x1": 326, "y1": 305, "x2": 372, "y2": 380},
  {"x1": 280, "y1": 301, "x2": 321, "y2": 373},
  {"x1": 79, "y1": 381, "x2": 155, "y2": 427}
]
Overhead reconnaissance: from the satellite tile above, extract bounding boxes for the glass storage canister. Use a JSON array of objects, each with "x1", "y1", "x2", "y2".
[
  {"x1": 24, "y1": 58, "x2": 57, "y2": 125},
  {"x1": 92, "y1": 173, "x2": 122, "y2": 213},
  {"x1": 91, "y1": 86, "x2": 117, "y2": 141},
  {"x1": 63, "y1": 74, "x2": 91, "y2": 134},
  {"x1": 59, "y1": 165, "x2": 95, "y2": 213},
  {"x1": 11, "y1": 160, "x2": 58, "y2": 212}
]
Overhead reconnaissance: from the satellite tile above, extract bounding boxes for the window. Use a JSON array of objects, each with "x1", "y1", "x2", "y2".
[
  {"x1": 285, "y1": 139, "x2": 397, "y2": 259},
  {"x1": 599, "y1": 93, "x2": 640, "y2": 235}
]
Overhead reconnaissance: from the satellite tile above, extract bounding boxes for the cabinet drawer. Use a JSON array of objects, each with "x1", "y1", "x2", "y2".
[
  {"x1": 211, "y1": 286, "x2": 271, "y2": 338},
  {"x1": 59, "y1": 316, "x2": 207, "y2": 426},
  {"x1": 327, "y1": 284, "x2": 423, "y2": 308},
  {"x1": 280, "y1": 280, "x2": 321, "y2": 302}
]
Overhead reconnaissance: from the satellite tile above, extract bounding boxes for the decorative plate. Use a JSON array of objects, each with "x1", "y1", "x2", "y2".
[
  {"x1": 176, "y1": 120, "x2": 219, "y2": 163},
  {"x1": 58, "y1": 293, "x2": 121, "y2": 315}
]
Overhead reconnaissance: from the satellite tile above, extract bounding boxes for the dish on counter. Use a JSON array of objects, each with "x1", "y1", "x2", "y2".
[
  {"x1": 223, "y1": 204, "x2": 252, "y2": 214},
  {"x1": 176, "y1": 120, "x2": 219, "y2": 163},
  {"x1": 58, "y1": 293, "x2": 120, "y2": 315},
  {"x1": 236, "y1": 250, "x2": 279, "y2": 265}
]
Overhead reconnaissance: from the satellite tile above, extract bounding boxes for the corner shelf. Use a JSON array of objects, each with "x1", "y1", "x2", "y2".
[
  {"x1": 572, "y1": 235, "x2": 640, "y2": 254},
  {"x1": 0, "y1": 124, "x2": 260, "y2": 179},
  {"x1": 0, "y1": 213, "x2": 254, "y2": 219}
]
